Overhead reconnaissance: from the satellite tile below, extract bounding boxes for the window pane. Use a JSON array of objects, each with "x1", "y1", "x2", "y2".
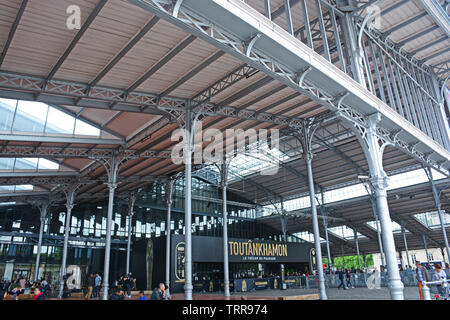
[
  {"x1": 14, "y1": 158, "x2": 38, "y2": 170},
  {"x1": 45, "y1": 107, "x2": 75, "y2": 134},
  {"x1": 0, "y1": 158, "x2": 15, "y2": 170},
  {"x1": 74, "y1": 119, "x2": 100, "y2": 136},
  {"x1": 0, "y1": 99, "x2": 17, "y2": 131},
  {"x1": 12, "y1": 101, "x2": 48, "y2": 133},
  {"x1": 37, "y1": 158, "x2": 59, "y2": 170}
]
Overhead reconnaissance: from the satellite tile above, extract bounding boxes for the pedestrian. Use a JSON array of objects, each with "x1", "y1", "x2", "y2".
[
  {"x1": 346, "y1": 269, "x2": 354, "y2": 288},
  {"x1": 163, "y1": 283, "x2": 171, "y2": 300},
  {"x1": 110, "y1": 288, "x2": 125, "y2": 300},
  {"x1": 85, "y1": 273, "x2": 94, "y2": 299},
  {"x1": 19, "y1": 276, "x2": 26, "y2": 293},
  {"x1": 416, "y1": 261, "x2": 430, "y2": 300},
  {"x1": 94, "y1": 273, "x2": 102, "y2": 298},
  {"x1": 150, "y1": 283, "x2": 165, "y2": 300},
  {"x1": 337, "y1": 268, "x2": 346, "y2": 290},
  {"x1": 33, "y1": 287, "x2": 45, "y2": 300},
  {"x1": 138, "y1": 290, "x2": 147, "y2": 300},
  {"x1": 432, "y1": 264, "x2": 447, "y2": 297},
  {"x1": 123, "y1": 275, "x2": 132, "y2": 298},
  {"x1": 444, "y1": 263, "x2": 450, "y2": 279}
]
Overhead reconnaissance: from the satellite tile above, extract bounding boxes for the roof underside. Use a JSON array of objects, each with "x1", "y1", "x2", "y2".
[{"x1": 0, "y1": 0, "x2": 449, "y2": 255}]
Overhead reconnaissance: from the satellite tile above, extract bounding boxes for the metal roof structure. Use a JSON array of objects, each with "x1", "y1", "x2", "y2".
[{"x1": 0, "y1": 0, "x2": 449, "y2": 300}]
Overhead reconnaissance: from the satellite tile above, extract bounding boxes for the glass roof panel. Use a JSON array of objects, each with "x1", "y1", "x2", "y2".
[
  {"x1": 366, "y1": 220, "x2": 407, "y2": 233},
  {"x1": 414, "y1": 211, "x2": 450, "y2": 229},
  {"x1": 0, "y1": 99, "x2": 100, "y2": 136},
  {"x1": 328, "y1": 225, "x2": 366, "y2": 239}
]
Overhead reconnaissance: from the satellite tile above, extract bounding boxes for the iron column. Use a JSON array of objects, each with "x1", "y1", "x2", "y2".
[
  {"x1": 401, "y1": 222, "x2": 411, "y2": 268},
  {"x1": 370, "y1": 195, "x2": 386, "y2": 267},
  {"x1": 221, "y1": 157, "x2": 230, "y2": 299},
  {"x1": 184, "y1": 106, "x2": 193, "y2": 300},
  {"x1": 302, "y1": 122, "x2": 327, "y2": 300},
  {"x1": 126, "y1": 193, "x2": 136, "y2": 275},
  {"x1": 363, "y1": 114, "x2": 404, "y2": 299},
  {"x1": 165, "y1": 179, "x2": 174, "y2": 289},
  {"x1": 58, "y1": 185, "x2": 76, "y2": 299},
  {"x1": 423, "y1": 234, "x2": 430, "y2": 263},
  {"x1": 102, "y1": 155, "x2": 119, "y2": 300},
  {"x1": 354, "y1": 228, "x2": 361, "y2": 270},
  {"x1": 425, "y1": 167, "x2": 450, "y2": 264},
  {"x1": 322, "y1": 211, "x2": 332, "y2": 270},
  {"x1": 34, "y1": 201, "x2": 49, "y2": 283}
]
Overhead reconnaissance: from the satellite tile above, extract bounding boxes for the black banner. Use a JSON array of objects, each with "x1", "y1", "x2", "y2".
[{"x1": 171, "y1": 235, "x2": 313, "y2": 264}]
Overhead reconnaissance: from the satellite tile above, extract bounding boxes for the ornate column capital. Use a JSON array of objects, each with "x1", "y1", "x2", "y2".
[
  {"x1": 369, "y1": 175, "x2": 390, "y2": 191},
  {"x1": 107, "y1": 183, "x2": 118, "y2": 191}
]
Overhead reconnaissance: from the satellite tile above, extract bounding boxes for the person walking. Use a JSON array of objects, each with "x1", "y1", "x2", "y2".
[
  {"x1": 337, "y1": 269, "x2": 346, "y2": 290},
  {"x1": 416, "y1": 261, "x2": 431, "y2": 300},
  {"x1": 432, "y1": 264, "x2": 447, "y2": 298},
  {"x1": 85, "y1": 273, "x2": 94, "y2": 299},
  {"x1": 94, "y1": 273, "x2": 101, "y2": 298},
  {"x1": 346, "y1": 269, "x2": 354, "y2": 288}
]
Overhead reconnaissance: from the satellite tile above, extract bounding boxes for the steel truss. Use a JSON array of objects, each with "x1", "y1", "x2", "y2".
[
  {"x1": 0, "y1": 145, "x2": 172, "y2": 159},
  {"x1": 127, "y1": 0, "x2": 450, "y2": 178}
]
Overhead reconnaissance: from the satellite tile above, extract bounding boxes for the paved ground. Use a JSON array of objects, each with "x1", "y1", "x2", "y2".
[
  {"x1": 171, "y1": 287, "x2": 421, "y2": 300},
  {"x1": 46, "y1": 287, "x2": 421, "y2": 300}
]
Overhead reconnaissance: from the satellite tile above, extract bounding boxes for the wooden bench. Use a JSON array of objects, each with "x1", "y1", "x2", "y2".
[{"x1": 277, "y1": 294, "x2": 320, "y2": 300}]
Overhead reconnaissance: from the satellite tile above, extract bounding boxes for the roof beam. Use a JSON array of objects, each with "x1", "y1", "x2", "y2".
[
  {"x1": 45, "y1": 0, "x2": 108, "y2": 81},
  {"x1": 0, "y1": 0, "x2": 28, "y2": 68},
  {"x1": 158, "y1": 50, "x2": 225, "y2": 97},
  {"x1": 0, "y1": 145, "x2": 172, "y2": 159},
  {"x1": 89, "y1": 15, "x2": 161, "y2": 87},
  {"x1": 126, "y1": 35, "x2": 196, "y2": 93},
  {"x1": 0, "y1": 134, "x2": 124, "y2": 145},
  {"x1": 417, "y1": 0, "x2": 450, "y2": 39}
]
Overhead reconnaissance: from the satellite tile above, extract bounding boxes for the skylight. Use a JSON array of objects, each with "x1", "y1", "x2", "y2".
[
  {"x1": 328, "y1": 225, "x2": 366, "y2": 240},
  {"x1": 0, "y1": 158, "x2": 59, "y2": 171},
  {"x1": 292, "y1": 231, "x2": 326, "y2": 243},
  {"x1": 0, "y1": 98, "x2": 100, "y2": 136},
  {"x1": 366, "y1": 220, "x2": 407, "y2": 234},
  {"x1": 0, "y1": 185, "x2": 33, "y2": 192},
  {"x1": 260, "y1": 168, "x2": 447, "y2": 217},
  {"x1": 414, "y1": 211, "x2": 450, "y2": 229}
]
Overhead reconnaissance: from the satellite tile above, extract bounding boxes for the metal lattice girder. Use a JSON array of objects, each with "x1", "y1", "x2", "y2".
[
  {"x1": 0, "y1": 133, "x2": 124, "y2": 145},
  {"x1": 0, "y1": 173, "x2": 164, "y2": 186},
  {"x1": 0, "y1": 145, "x2": 172, "y2": 159},
  {"x1": 0, "y1": 71, "x2": 302, "y2": 128},
  {"x1": 126, "y1": 0, "x2": 450, "y2": 177},
  {"x1": 0, "y1": 231, "x2": 129, "y2": 246},
  {"x1": 0, "y1": 72, "x2": 184, "y2": 115}
]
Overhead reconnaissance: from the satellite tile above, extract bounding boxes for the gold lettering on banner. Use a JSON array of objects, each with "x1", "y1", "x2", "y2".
[
  {"x1": 227, "y1": 240, "x2": 289, "y2": 257},
  {"x1": 272, "y1": 244, "x2": 278, "y2": 256}
]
